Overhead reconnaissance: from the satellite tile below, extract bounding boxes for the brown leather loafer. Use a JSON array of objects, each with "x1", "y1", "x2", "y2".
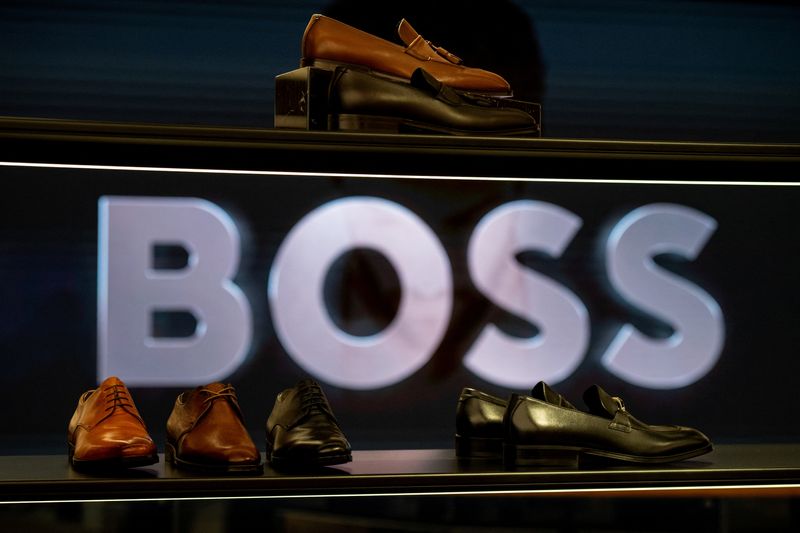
[
  {"x1": 166, "y1": 383, "x2": 261, "y2": 473},
  {"x1": 67, "y1": 376, "x2": 158, "y2": 469},
  {"x1": 301, "y1": 14, "x2": 511, "y2": 96},
  {"x1": 266, "y1": 379, "x2": 352, "y2": 469}
]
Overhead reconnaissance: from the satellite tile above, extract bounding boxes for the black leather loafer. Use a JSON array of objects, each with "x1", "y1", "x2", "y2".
[
  {"x1": 505, "y1": 384, "x2": 713, "y2": 467},
  {"x1": 266, "y1": 379, "x2": 352, "y2": 469},
  {"x1": 328, "y1": 67, "x2": 538, "y2": 136},
  {"x1": 455, "y1": 388, "x2": 507, "y2": 460},
  {"x1": 455, "y1": 382, "x2": 578, "y2": 460}
]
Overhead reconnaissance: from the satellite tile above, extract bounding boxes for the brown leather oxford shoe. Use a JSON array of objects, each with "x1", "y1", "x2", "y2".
[
  {"x1": 166, "y1": 383, "x2": 261, "y2": 473},
  {"x1": 67, "y1": 376, "x2": 158, "y2": 469},
  {"x1": 301, "y1": 14, "x2": 512, "y2": 96}
]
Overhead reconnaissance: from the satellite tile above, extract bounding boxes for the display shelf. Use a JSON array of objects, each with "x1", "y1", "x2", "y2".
[
  {"x1": 1, "y1": 117, "x2": 798, "y2": 179},
  {"x1": 2, "y1": 444, "x2": 799, "y2": 503}
]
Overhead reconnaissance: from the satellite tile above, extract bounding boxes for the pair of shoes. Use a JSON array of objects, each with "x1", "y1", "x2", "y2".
[
  {"x1": 168, "y1": 379, "x2": 353, "y2": 473},
  {"x1": 455, "y1": 382, "x2": 578, "y2": 460},
  {"x1": 297, "y1": 14, "x2": 538, "y2": 136},
  {"x1": 301, "y1": 14, "x2": 511, "y2": 97},
  {"x1": 266, "y1": 379, "x2": 352, "y2": 469},
  {"x1": 168, "y1": 379, "x2": 352, "y2": 472},
  {"x1": 68, "y1": 376, "x2": 261, "y2": 472},
  {"x1": 456, "y1": 382, "x2": 713, "y2": 467},
  {"x1": 327, "y1": 66, "x2": 538, "y2": 136},
  {"x1": 164, "y1": 379, "x2": 352, "y2": 472}
]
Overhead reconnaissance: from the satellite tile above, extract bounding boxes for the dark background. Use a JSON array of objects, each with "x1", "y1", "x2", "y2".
[
  {"x1": 1, "y1": 159, "x2": 799, "y2": 453},
  {"x1": 1, "y1": 0, "x2": 799, "y2": 454},
  {"x1": 1, "y1": 4, "x2": 798, "y2": 532},
  {"x1": 1, "y1": 0, "x2": 799, "y2": 142}
]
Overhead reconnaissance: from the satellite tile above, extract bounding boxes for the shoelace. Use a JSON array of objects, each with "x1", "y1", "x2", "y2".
[
  {"x1": 104, "y1": 383, "x2": 134, "y2": 413},
  {"x1": 298, "y1": 382, "x2": 332, "y2": 417},
  {"x1": 199, "y1": 386, "x2": 237, "y2": 405}
]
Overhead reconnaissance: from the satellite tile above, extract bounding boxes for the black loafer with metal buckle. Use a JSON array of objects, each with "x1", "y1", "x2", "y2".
[{"x1": 504, "y1": 383, "x2": 713, "y2": 467}]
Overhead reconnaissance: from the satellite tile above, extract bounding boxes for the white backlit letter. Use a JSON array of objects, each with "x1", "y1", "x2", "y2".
[
  {"x1": 603, "y1": 203, "x2": 723, "y2": 389},
  {"x1": 98, "y1": 196, "x2": 252, "y2": 386},
  {"x1": 465, "y1": 200, "x2": 589, "y2": 388},
  {"x1": 268, "y1": 197, "x2": 452, "y2": 390}
]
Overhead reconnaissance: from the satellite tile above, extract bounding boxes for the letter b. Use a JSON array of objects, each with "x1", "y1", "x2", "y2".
[{"x1": 98, "y1": 196, "x2": 252, "y2": 386}]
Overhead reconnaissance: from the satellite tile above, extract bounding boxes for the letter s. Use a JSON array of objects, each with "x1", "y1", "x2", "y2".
[
  {"x1": 603, "y1": 203, "x2": 724, "y2": 389},
  {"x1": 465, "y1": 200, "x2": 589, "y2": 388}
]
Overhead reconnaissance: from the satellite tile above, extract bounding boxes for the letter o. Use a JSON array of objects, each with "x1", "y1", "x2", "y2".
[{"x1": 268, "y1": 197, "x2": 453, "y2": 390}]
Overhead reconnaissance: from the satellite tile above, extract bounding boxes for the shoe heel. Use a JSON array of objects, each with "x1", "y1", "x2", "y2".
[
  {"x1": 165, "y1": 443, "x2": 176, "y2": 465},
  {"x1": 505, "y1": 444, "x2": 580, "y2": 468},
  {"x1": 329, "y1": 114, "x2": 403, "y2": 133},
  {"x1": 264, "y1": 439, "x2": 275, "y2": 466},
  {"x1": 455, "y1": 434, "x2": 503, "y2": 460}
]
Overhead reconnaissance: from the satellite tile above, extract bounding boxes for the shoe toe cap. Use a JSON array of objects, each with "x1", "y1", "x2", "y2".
[
  {"x1": 444, "y1": 67, "x2": 511, "y2": 94},
  {"x1": 75, "y1": 435, "x2": 155, "y2": 462}
]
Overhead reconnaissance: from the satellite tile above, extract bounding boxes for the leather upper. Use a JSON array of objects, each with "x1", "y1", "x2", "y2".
[
  {"x1": 506, "y1": 384, "x2": 712, "y2": 459},
  {"x1": 455, "y1": 382, "x2": 580, "y2": 440},
  {"x1": 531, "y1": 381, "x2": 578, "y2": 410},
  {"x1": 301, "y1": 14, "x2": 511, "y2": 95},
  {"x1": 455, "y1": 387, "x2": 507, "y2": 439},
  {"x1": 166, "y1": 382, "x2": 259, "y2": 466},
  {"x1": 329, "y1": 67, "x2": 536, "y2": 134},
  {"x1": 396, "y1": 19, "x2": 462, "y2": 65},
  {"x1": 266, "y1": 379, "x2": 350, "y2": 460},
  {"x1": 67, "y1": 376, "x2": 156, "y2": 462}
]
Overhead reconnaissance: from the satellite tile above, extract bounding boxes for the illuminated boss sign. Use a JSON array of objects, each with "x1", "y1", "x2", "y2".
[{"x1": 98, "y1": 196, "x2": 723, "y2": 390}]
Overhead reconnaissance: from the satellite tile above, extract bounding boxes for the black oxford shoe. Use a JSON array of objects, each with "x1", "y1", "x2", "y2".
[{"x1": 266, "y1": 379, "x2": 352, "y2": 469}]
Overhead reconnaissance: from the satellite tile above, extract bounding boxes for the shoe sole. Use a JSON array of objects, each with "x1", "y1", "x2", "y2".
[
  {"x1": 266, "y1": 439, "x2": 352, "y2": 470},
  {"x1": 302, "y1": 58, "x2": 514, "y2": 98},
  {"x1": 504, "y1": 443, "x2": 714, "y2": 467},
  {"x1": 330, "y1": 113, "x2": 539, "y2": 137},
  {"x1": 165, "y1": 442, "x2": 263, "y2": 474},
  {"x1": 268, "y1": 452, "x2": 353, "y2": 470},
  {"x1": 454, "y1": 434, "x2": 503, "y2": 461},
  {"x1": 68, "y1": 442, "x2": 159, "y2": 470}
]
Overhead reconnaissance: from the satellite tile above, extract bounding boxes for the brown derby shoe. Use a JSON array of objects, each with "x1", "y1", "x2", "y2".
[
  {"x1": 301, "y1": 14, "x2": 512, "y2": 96},
  {"x1": 166, "y1": 383, "x2": 261, "y2": 473},
  {"x1": 67, "y1": 376, "x2": 158, "y2": 469}
]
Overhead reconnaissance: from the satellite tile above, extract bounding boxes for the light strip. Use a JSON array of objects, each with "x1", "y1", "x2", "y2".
[
  {"x1": 1, "y1": 161, "x2": 798, "y2": 187},
  {"x1": 3, "y1": 483, "x2": 800, "y2": 505}
]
